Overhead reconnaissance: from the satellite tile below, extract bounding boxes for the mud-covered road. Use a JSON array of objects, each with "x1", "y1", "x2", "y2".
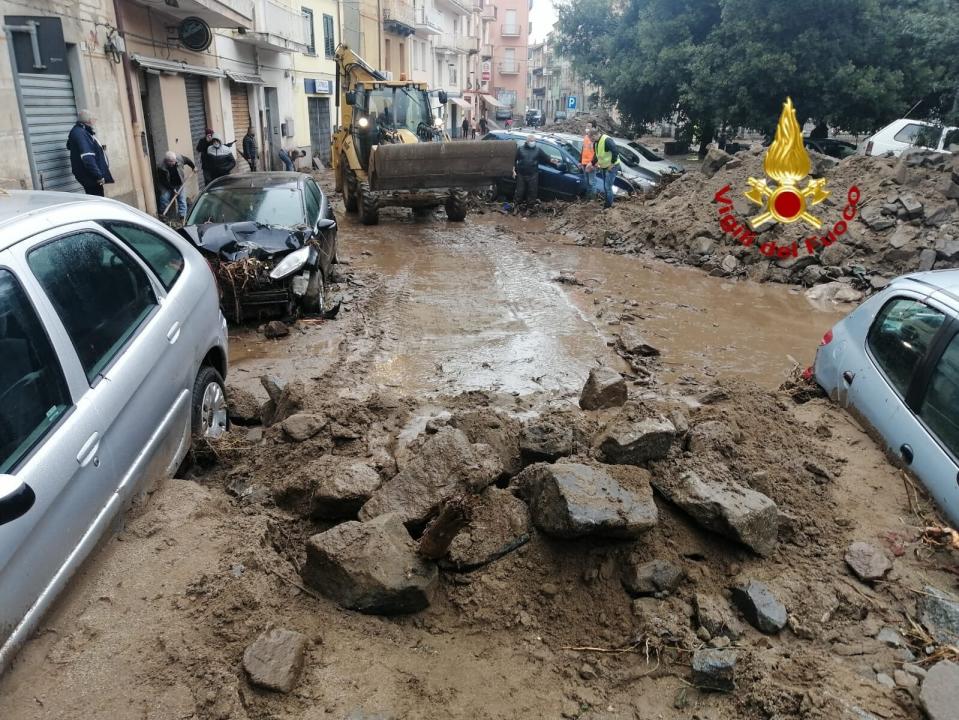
[{"x1": 1, "y1": 197, "x2": 955, "y2": 720}]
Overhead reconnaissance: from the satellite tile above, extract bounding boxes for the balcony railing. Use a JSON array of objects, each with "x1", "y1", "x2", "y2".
[
  {"x1": 499, "y1": 60, "x2": 520, "y2": 74},
  {"x1": 481, "y1": 43, "x2": 492, "y2": 57},
  {"x1": 501, "y1": 23, "x2": 520, "y2": 36},
  {"x1": 383, "y1": 0, "x2": 415, "y2": 30},
  {"x1": 238, "y1": 0, "x2": 309, "y2": 51},
  {"x1": 414, "y1": 6, "x2": 442, "y2": 33},
  {"x1": 435, "y1": 0, "x2": 471, "y2": 15},
  {"x1": 435, "y1": 33, "x2": 478, "y2": 54},
  {"x1": 480, "y1": 3, "x2": 496, "y2": 20}
]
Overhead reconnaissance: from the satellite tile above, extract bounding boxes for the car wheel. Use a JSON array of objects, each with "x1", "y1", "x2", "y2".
[
  {"x1": 445, "y1": 190, "x2": 468, "y2": 222},
  {"x1": 301, "y1": 267, "x2": 326, "y2": 314},
  {"x1": 192, "y1": 366, "x2": 227, "y2": 441},
  {"x1": 343, "y1": 161, "x2": 358, "y2": 213},
  {"x1": 358, "y1": 181, "x2": 379, "y2": 225}
]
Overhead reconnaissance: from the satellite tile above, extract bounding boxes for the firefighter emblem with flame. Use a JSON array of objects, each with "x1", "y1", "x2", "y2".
[{"x1": 745, "y1": 98, "x2": 829, "y2": 229}]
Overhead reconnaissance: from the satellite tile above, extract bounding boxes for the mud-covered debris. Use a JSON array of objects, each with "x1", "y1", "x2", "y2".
[
  {"x1": 311, "y1": 461, "x2": 383, "y2": 519},
  {"x1": 552, "y1": 271, "x2": 584, "y2": 286},
  {"x1": 875, "y1": 626, "x2": 907, "y2": 648},
  {"x1": 918, "y1": 585, "x2": 959, "y2": 646},
  {"x1": 579, "y1": 366, "x2": 628, "y2": 411},
  {"x1": 651, "y1": 469, "x2": 779, "y2": 556},
  {"x1": 921, "y1": 660, "x2": 959, "y2": 720},
  {"x1": 302, "y1": 513, "x2": 437, "y2": 614},
  {"x1": 281, "y1": 413, "x2": 325, "y2": 442},
  {"x1": 594, "y1": 404, "x2": 676, "y2": 465},
  {"x1": 731, "y1": 579, "x2": 788, "y2": 634},
  {"x1": 359, "y1": 427, "x2": 502, "y2": 528},
  {"x1": 260, "y1": 374, "x2": 286, "y2": 404},
  {"x1": 227, "y1": 386, "x2": 261, "y2": 426},
  {"x1": 520, "y1": 418, "x2": 574, "y2": 463},
  {"x1": 700, "y1": 148, "x2": 734, "y2": 178},
  {"x1": 242, "y1": 627, "x2": 308, "y2": 693},
  {"x1": 805, "y1": 281, "x2": 864, "y2": 305},
  {"x1": 844, "y1": 541, "x2": 893, "y2": 583},
  {"x1": 263, "y1": 320, "x2": 290, "y2": 339},
  {"x1": 443, "y1": 487, "x2": 530, "y2": 571},
  {"x1": 693, "y1": 593, "x2": 744, "y2": 640},
  {"x1": 893, "y1": 669, "x2": 918, "y2": 690},
  {"x1": 450, "y1": 408, "x2": 523, "y2": 476},
  {"x1": 621, "y1": 557, "x2": 685, "y2": 597},
  {"x1": 265, "y1": 380, "x2": 307, "y2": 426},
  {"x1": 691, "y1": 648, "x2": 737, "y2": 692},
  {"x1": 686, "y1": 420, "x2": 738, "y2": 454},
  {"x1": 518, "y1": 461, "x2": 658, "y2": 539},
  {"x1": 616, "y1": 326, "x2": 661, "y2": 357}
]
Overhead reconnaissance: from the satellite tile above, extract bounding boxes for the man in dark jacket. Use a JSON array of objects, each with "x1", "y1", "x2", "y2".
[
  {"x1": 513, "y1": 135, "x2": 557, "y2": 209},
  {"x1": 242, "y1": 128, "x2": 257, "y2": 171},
  {"x1": 156, "y1": 151, "x2": 196, "y2": 221},
  {"x1": 205, "y1": 134, "x2": 236, "y2": 181},
  {"x1": 196, "y1": 128, "x2": 214, "y2": 183},
  {"x1": 67, "y1": 109, "x2": 114, "y2": 195}
]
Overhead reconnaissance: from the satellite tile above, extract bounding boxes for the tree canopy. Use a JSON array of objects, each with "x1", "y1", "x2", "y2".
[{"x1": 554, "y1": 0, "x2": 959, "y2": 140}]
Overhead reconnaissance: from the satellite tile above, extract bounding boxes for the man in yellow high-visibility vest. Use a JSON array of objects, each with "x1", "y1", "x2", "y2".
[{"x1": 589, "y1": 127, "x2": 621, "y2": 208}]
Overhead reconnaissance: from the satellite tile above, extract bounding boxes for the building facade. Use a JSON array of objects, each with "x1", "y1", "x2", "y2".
[
  {"x1": 527, "y1": 35, "x2": 596, "y2": 123},
  {"x1": 481, "y1": 0, "x2": 528, "y2": 119},
  {"x1": 292, "y1": 0, "x2": 339, "y2": 167}
]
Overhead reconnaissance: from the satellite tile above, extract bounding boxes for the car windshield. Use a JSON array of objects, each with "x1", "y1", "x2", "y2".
[
  {"x1": 628, "y1": 141, "x2": 664, "y2": 162},
  {"x1": 187, "y1": 187, "x2": 306, "y2": 227},
  {"x1": 367, "y1": 86, "x2": 432, "y2": 133}
]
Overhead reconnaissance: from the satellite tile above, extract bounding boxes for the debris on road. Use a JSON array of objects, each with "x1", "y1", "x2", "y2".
[{"x1": 242, "y1": 628, "x2": 308, "y2": 693}]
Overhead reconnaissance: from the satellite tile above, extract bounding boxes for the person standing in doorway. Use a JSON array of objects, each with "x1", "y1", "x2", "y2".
[
  {"x1": 206, "y1": 134, "x2": 236, "y2": 181},
  {"x1": 589, "y1": 127, "x2": 621, "y2": 208},
  {"x1": 580, "y1": 121, "x2": 596, "y2": 196},
  {"x1": 156, "y1": 151, "x2": 195, "y2": 222},
  {"x1": 196, "y1": 128, "x2": 215, "y2": 184},
  {"x1": 461, "y1": 117, "x2": 470, "y2": 140},
  {"x1": 513, "y1": 134, "x2": 557, "y2": 211},
  {"x1": 242, "y1": 128, "x2": 258, "y2": 171},
  {"x1": 66, "y1": 109, "x2": 113, "y2": 196}
]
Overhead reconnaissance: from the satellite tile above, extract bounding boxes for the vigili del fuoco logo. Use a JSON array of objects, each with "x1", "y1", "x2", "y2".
[{"x1": 713, "y1": 97, "x2": 861, "y2": 259}]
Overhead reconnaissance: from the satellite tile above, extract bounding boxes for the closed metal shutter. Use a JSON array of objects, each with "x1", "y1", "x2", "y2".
[
  {"x1": 308, "y1": 97, "x2": 331, "y2": 165},
  {"x1": 230, "y1": 82, "x2": 251, "y2": 173},
  {"x1": 18, "y1": 73, "x2": 82, "y2": 192},
  {"x1": 185, "y1": 75, "x2": 207, "y2": 186}
]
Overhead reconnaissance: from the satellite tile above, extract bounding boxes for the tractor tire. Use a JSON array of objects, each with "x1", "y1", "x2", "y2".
[
  {"x1": 343, "y1": 161, "x2": 359, "y2": 213},
  {"x1": 445, "y1": 190, "x2": 468, "y2": 222},
  {"x1": 358, "y1": 182, "x2": 380, "y2": 225}
]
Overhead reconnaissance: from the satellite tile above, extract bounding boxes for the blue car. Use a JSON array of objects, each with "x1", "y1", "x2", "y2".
[
  {"x1": 813, "y1": 269, "x2": 959, "y2": 526},
  {"x1": 484, "y1": 131, "x2": 637, "y2": 201}
]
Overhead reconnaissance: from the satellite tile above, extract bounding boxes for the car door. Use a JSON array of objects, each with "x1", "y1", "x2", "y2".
[
  {"x1": 21, "y1": 224, "x2": 193, "y2": 512},
  {"x1": 304, "y1": 179, "x2": 333, "y2": 273},
  {"x1": 535, "y1": 141, "x2": 570, "y2": 200},
  {"x1": 0, "y1": 256, "x2": 116, "y2": 659}
]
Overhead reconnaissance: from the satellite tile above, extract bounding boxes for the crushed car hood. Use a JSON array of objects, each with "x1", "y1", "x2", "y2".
[{"x1": 180, "y1": 222, "x2": 310, "y2": 262}]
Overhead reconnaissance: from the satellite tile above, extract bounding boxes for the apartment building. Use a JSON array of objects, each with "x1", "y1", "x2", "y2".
[
  {"x1": 292, "y1": 0, "x2": 339, "y2": 166},
  {"x1": 478, "y1": 0, "x2": 529, "y2": 119},
  {"x1": 528, "y1": 36, "x2": 595, "y2": 122}
]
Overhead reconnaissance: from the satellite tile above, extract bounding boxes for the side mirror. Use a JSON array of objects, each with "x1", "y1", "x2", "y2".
[
  {"x1": 345, "y1": 91, "x2": 356, "y2": 106},
  {"x1": 0, "y1": 475, "x2": 35, "y2": 526},
  {"x1": 437, "y1": 90, "x2": 448, "y2": 105},
  {"x1": 316, "y1": 218, "x2": 336, "y2": 231}
]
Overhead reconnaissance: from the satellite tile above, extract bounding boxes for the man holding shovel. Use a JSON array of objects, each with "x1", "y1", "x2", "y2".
[{"x1": 156, "y1": 151, "x2": 195, "y2": 222}]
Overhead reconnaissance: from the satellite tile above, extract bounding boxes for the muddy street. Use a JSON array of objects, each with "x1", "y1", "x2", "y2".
[{"x1": 1, "y1": 203, "x2": 955, "y2": 720}]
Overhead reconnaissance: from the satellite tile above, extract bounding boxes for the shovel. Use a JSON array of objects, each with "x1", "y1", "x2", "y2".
[{"x1": 160, "y1": 166, "x2": 194, "y2": 218}]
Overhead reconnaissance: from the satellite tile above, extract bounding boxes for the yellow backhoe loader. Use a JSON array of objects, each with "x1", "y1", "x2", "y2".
[{"x1": 332, "y1": 44, "x2": 515, "y2": 225}]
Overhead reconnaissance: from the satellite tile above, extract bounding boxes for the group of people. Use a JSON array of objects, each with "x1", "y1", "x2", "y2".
[
  {"x1": 460, "y1": 115, "x2": 490, "y2": 139},
  {"x1": 511, "y1": 121, "x2": 621, "y2": 211},
  {"x1": 66, "y1": 108, "x2": 303, "y2": 223}
]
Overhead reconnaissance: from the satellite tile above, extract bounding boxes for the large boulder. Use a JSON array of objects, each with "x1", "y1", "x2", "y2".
[
  {"x1": 921, "y1": 660, "x2": 959, "y2": 720},
  {"x1": 311, "y1": 460, "x2": 383, "y2": 519},
  {"x1": 701, "y1": 148, "x2": 734, "y2": 178},
  {"x1": 518, "y1": 462, "x2": 658, "y2": 539},
  {"x1": 242, "y1": 628, "x2": 308, "y2": 693},
  {"x1": 594, "y1": 404, "x2": 676, "y2": 465},
  {"x1": 449, "y1": 408, "x2": 523, "y2": 477},
  {"x1": 302, "y1": 513, "x2": 437, "y2": 614},
  {"x1": 359, "y1": 427, "x2": 502, "y2": 527},
  {"x1": 651, "y1": 469, "x2": 778, "y2": 556},
  {"x1": 444, "y1": 487, "x2": 531, "y2": 571},
  {"x1": 579, "y1": 366, "x2": 628, "y2": 411},
  {"x1": 519, "y1": 417, "x2": 574, "y2": 463}
]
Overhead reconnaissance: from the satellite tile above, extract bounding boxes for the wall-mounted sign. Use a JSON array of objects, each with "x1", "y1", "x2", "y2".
[{"x1": 178, "y1": 17, "x2": 212, "y2": 52}]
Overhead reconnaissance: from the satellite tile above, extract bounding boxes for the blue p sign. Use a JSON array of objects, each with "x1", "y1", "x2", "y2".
[{"x1": 567, "y1": 96, "x2": 577, "y2": 110}]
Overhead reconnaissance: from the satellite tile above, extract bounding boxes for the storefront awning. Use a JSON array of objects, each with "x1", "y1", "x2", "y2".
[
  {"x1": 480, "y1": 94, "x2": 507, "y2": 108},
  {"x1": 132, "y1": 53, "x2": 225, "y2": 78},
  {"x1": 226, "y1": 70, "x2": 264, "y2": 85},
  {"x1": 449, "y1": 97, "x2": 471, "y2": 109}
]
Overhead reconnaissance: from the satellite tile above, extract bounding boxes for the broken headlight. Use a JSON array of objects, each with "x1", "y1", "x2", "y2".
[{"x1": 269, "y1": 246, "x2": 311, "y2": 280}]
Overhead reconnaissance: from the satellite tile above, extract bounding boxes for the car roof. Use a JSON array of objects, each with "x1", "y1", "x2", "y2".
[
  {"x1": 203, "y1": 172, "x2": 306, "y2": 191},
  {"x1": 902, "y1": 269, "x2": 959, "y2": 307}
]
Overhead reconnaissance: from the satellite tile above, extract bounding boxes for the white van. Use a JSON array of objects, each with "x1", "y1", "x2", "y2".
[{"x1": 859, "y1": 118, "x2": 959, "y2": 157}]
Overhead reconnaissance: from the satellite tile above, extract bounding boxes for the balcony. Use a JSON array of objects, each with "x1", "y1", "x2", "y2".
[
  {"x1": 130, "y1": 0, "x2": 254, "y2": 30},
  {"x1": 480, "y1": 3, "x2": 496, "y2": 21},
  {"x1": 232, "y1": 0, "x2": 309, "y2": 52},
  {"x1": 414, "y1": 6, "x2": 442, "y2": 34},
  {"x1": 435, "y1": 33, "x2": 478, "y2": 54},
  {"x1": 498, "y1": 60, "x2": 520, "y2": 74},
  {"x1": 481, "y1": 43, "x2": 492, "y2": 58},
  {"x1": 501, "y1": 23, "x2": 520, "y2": 36},
  {"x1": 383, "y1": 0, "x2": 415, "y2": 35},
  {"x1": 435, "y1": 0, "x2": 472, "y2": 15}
]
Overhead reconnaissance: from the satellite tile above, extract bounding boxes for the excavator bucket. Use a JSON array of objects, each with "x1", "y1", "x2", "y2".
[{"x1": 368, "y1": 140, "x2": 516, "y2": 192}]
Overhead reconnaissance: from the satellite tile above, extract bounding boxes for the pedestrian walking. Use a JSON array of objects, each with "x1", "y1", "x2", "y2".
[
  {"x1": 66, "y1": 109, "x2": 114, "y2": 196},
  {"x1": 471, "y1": 121, "x2": 477, "y2": 140},
  {"x1": 580, "y1": 121, "x2": 596, "y2": 196},
  {"x1": 505, "y1": 116, "x2": 513, "y2": 130},
  {"x1": 589, "y1": 127, "x2": 621, "y2": 208},
  {"x1": 242, "y1": 128, "x2": 258, "y2": 171},
  {"x1": 479, "y1": 115, "x2": 488, "y2": 136},
  {"x1": 461, "y1": 117, "x2": 470, "y2": 140},
  {"x1": 513, "y1": 134, "x2": 558, "y2": 210},
  {"x1": 156, "y1": 151, "x2": 195, "y2": 222},
  {"x1": 205, "y1": 133, "x2": 236, "y2": 181}
]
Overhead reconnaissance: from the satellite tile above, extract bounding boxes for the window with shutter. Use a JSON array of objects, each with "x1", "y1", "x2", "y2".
[
  {"x1": 323, "y1": 14, "x2": 335, "y2": 58},
  {"x1": 302, "y1": 7, "x2": 316, "y2": 55}
]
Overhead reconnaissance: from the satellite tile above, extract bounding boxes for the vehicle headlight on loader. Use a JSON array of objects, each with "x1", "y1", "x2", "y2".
[
  {"x1": 358, "y1": 116, "x2": 370, "y2": 128},
  {"x1": 434, "y1": 117, "x2": 444, "y2": 128},
  {"x1": 269, "y1": 246, "x2": 311, "y2": 280}
]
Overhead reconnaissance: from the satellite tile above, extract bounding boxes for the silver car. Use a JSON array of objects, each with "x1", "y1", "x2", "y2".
[
  {"x1": 0, "y1": 192, "x2": 229, "y2": 671},
  {"x1": 813, "y1": 270, "x2": 959, "y2": 525}
]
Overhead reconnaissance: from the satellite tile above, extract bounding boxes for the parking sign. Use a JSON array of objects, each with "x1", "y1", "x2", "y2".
[{"x1": 568, "y1": 96, "x2": 577, "y2": 110}]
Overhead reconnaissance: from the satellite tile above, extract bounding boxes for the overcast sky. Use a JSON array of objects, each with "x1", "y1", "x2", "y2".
[{"x1": 529, "y1": 0, "x2": 558, "y2": 43}]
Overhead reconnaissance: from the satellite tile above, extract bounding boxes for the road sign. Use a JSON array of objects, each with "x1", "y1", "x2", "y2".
[{"x1": 568, "y1": 96, "x2": 577, "y2": 110}]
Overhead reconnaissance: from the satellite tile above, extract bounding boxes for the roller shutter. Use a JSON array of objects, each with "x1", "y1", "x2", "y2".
[
  {"x1": 18, "y1": 73, "x2": 82, "y2": 192},
  {"x1": 185, "y1": 75, "x2": 208, "y2": 186},
  {"x1": 308, "y1": 97, "x2": 331, "y2": 165},
  {"x1": 230, "y1": 81, "x2": 251, "y2": 173}
]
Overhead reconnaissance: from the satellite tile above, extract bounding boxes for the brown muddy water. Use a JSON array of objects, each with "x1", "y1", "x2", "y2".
[{"x1": 229, "y1": 209, "x2": 848, "y2": 396}]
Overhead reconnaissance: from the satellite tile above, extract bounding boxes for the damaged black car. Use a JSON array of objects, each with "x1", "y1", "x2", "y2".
[{"x1": 181, "y1": 173, "x2": 338, "y2": 323}]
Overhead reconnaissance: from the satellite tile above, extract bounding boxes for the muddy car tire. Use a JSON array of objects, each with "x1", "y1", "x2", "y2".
[
  {"x1": 301, "y1": 268, "x2": 326, "y2": 314},
  {"x1": 359, "y1": 182, "x2": 379, "y2": 226},
  {"x1": 343, "y1": 162, "x2": 359, "y2": 213},
  {"x1": 445, "y1": 191, "x2": 468, "y2": 222},
  {"x1": 192, "y1": 366, "x2": 227, "y2": 441}
]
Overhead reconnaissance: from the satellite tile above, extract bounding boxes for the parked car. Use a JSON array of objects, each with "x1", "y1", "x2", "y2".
[
  {"x1": 858, "y1": 118, "x2": 959, "y2": 157},
  {"x1": 803, "y1": 136, "x2": 857, "y2": 159},
  {"x1": 554, "y1": 111, "x2": 568, "y2": 123},
  {"x1": 494, "y1": 107, "x2": 513, "y2": 122},
  {"x1": 547, "y1": 132, "x2": 659, "y2": 191},
  {"x1": 525, "y1": 109, "x2": 544, "y2": 127},
  {"x1": 812, "y1": 269, "x2": 959, "y2": 526},
  {"x1": 0, "y1": 191, "x2": 228, "y2": 671},
  {"x1": 624, "y1": 140, "x2": 686, "y2": 176},
  {"x1": 181, "y1": 172, "x2": 338, "y2": 323},
  {"x1": 484, "y1": 131, "x2": 639, "y2": 200}
]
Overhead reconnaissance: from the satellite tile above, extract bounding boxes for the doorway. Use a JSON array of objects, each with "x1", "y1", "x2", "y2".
[
  {"x1": 264, "y1": 86, "x2": 280, "y2": 170},
  {"x1": 308, "y1": 96, "x2": 331, "y2": 166}
]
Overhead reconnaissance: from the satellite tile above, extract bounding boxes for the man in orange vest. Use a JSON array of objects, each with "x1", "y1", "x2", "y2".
[{"x1": 580, "y1": 121, "x2": 596, "y2": 196}]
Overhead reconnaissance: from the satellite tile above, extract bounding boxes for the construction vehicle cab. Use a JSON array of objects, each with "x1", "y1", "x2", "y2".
[{"x1": 332, "y1": 44, "x2": 515, "y2": 225}]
